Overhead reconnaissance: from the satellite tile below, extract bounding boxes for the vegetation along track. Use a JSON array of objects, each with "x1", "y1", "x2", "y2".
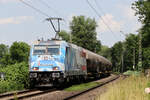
[
  {"x1": 63, "y1": 75, "x2": 121, "y2": 100},
  {"x1": 0, "y1": 88, "x2": 56, "y2": 100}
]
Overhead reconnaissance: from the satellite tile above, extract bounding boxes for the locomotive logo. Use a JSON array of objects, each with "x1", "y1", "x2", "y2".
[{"x1": 44, "y1": 56, "x2": 48, "y2": 60}]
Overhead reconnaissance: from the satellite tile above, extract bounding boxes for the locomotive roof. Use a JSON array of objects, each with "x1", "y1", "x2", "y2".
[
  {"x1": 32, "y1": 40, "x2": 67, "y2": 46},
  {"x1": 68, "y1": 43, "x2": 112, "y2": 66},
  {"x1": 84, "y1": 49, "x2": 112, "y2": 65}
]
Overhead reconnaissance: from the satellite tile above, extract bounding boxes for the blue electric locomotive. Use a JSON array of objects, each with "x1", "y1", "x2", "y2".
[
  {"x1": 29, "y1": 39, "x2": 112, "y2": 87},
  {"x1": 29, "y1": 39, "x2": 87, "y2": 87}
]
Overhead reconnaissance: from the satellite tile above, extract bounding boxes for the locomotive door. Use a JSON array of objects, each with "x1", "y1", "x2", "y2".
[{"x1": 65, "y1": 47, "x2": 71, "y2": 74}]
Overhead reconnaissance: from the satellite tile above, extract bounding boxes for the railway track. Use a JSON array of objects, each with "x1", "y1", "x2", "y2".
[
  {"x1": 0, "y1": 75, "x2": 123, "y2": 100},
  {"x1": 63, "y1": 75, "x2": 120, "y2": 100},
  {"x1": 0, "y1": 88, "x2": 56, "y2": 100}
]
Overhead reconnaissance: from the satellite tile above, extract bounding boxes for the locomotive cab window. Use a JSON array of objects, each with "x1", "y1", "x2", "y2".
[
  {"x1": 33, "y1": 45, "x2": 46, "y2": 55},
  {"x1": 33, "y1": 45, "x2": 60, "y2": 55},
  {"x1": 47, "y1": 45, "x2": 60, "y2": 55}
]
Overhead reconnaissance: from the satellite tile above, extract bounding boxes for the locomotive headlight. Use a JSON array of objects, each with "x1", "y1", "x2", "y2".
[
  {"x1": 32, "y1": 67, "x2": 39, "y2": 71},
  {"x1": 53, "y1": 66, "x2": 59, "y2": 71}
]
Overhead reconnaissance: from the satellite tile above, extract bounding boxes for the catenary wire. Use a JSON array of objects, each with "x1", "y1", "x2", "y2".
[
  {"x1": 19, "y1": 0, "x2": 58, "y2": 34},
  {"x1": 94, "y1": 0, "x2": 127, "y2": 37},
  {"x1": 94, "y1": 0, "x2": 113, "y2": 26},
  {"x1": 20, "y1": 0, "x2": 49, "y2": 17},
  {"x1": 37, "y1": 0, "x2": 67, "y2": 25},
  {"x1": 37, "y1": 0, "x2": 62, "y2": 17},
  {"x1": 86, "y1": 0, "x2": 119, "y2": 39},
  {"x1": 94, "y1": 0, "x2": 123, "y2": 36}
]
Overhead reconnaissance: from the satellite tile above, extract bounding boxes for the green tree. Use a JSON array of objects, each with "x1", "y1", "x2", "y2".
[
  {"x1": 111, "y1": 41, "x2": 123, "y2": 72},
  {"x1": 0, "y1": 54, "x2": 12, "y2": 67},
  {"x1": 0, "y1": 44, "x2": 8, "y2": 59},
  {"x1": 143, "y1": 47, "x2": 150, "y2": 69},
  {"x1": 9, "y1": 42, "x2": 30, "y2": 63},
  {"x1": 58, "y1": 30, "x2": 70, "y2": 42},
  {"x1": 110, "y1": 34, "x2": 140, "y2": 72},
  {"x1": 0, "y1": 44, "x2": 9, "y2": 66},
  {"x1": 124, "y1": 34, "x2": 139, "y2": 71},
  {"x1": 70, "y1": 16, "x2": 101, "y2": 53},
  {"x1": 132, "y1": 0, "x2": 150, "y2": 48},
  {"x1": 95, "y1": 40, "x2": 101, "y2": 53},
  {"x1": 99, "y1": 45, "x2": 111, "y2": 61},
  {"x1": 132, "y1": 0, "x2": 150, "y2": 69}
]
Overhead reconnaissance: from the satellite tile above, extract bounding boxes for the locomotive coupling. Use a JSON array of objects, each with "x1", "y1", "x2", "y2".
[{"x1": 52, "y1": 73, "x2": 60, "y2": 78}]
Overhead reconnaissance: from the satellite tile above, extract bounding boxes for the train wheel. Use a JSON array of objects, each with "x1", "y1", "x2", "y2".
[
  {"x1": 95, "y1": 74, "x2": 101, "y2": 79},
  {"x1": 29, "y1": 79, "x2": 36, "y2": 89},
  {"x1": 65, "y1": 77, "x2": 71, "y2": 87},
  {"x1": 83, "y1": 75, "x2": 87, "y2": 82},
  {"x1": 66, "y1": 77, "x2": 70, "y2": 83}
]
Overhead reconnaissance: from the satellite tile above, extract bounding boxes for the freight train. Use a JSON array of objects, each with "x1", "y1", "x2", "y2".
[{"x1": 29, "y1": 39, "x2": 112, "y2": 87}]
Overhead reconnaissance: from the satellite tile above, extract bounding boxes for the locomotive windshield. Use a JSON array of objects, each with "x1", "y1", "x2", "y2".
[
  {"x1": 33, "y1": 45, "x2": 60, "y2": 55},
  {"x1": 47, "y1": 46, "x2": 60, "y2": 55}
]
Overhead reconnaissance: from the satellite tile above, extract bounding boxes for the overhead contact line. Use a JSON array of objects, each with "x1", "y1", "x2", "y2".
[
  {"x1": 19, "y1": 0, "x2": 60, "y2": 34},
  {"x1": 37, "y1": 0, "x2": 67, "y2": 25},
  {"x1": 86, "y1": 0, "x2": 119, "y2": 40},
  {"x1": 20, "y1": 0, "x2": 49, "y2": 17}
]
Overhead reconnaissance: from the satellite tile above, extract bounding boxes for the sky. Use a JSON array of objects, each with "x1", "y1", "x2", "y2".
[{"x1": 0, "y1": 0, "x2": 141, "y2": 47}]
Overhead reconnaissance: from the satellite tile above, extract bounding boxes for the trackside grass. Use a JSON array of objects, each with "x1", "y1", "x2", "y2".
[
  {"x1": 96, "y1": 75, "x2": 150, "y2": 100},
  {"x1": 65, "y1": 82, "x2": 101, "y2": 91}
]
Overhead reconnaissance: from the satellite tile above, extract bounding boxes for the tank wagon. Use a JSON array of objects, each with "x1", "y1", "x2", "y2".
[{"x1": 29, "y1": 39, "x2": 112, "y2": 87}]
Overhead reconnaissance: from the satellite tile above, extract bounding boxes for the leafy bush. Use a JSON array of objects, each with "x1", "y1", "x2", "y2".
[
  {"x1": 0, "y1": 62, "x2": 29, "y2": 93},
  {"x1": 0, "y1": 80, "x2": 10, "y2": 93},
  {"x1": 123, "y1": 70, "x2": 141, "y2": 76}
]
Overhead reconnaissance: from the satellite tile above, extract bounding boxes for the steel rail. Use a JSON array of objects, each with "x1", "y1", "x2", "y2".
[
  {"x1": 0, "y1": 88, "x2": 56, "y2": 100},
  {"x1": 0, "y1": 89, "x2": 37, "y2": 98},
  {"x1": 11, "y1": 88, "x2": 56, "y2": 100},
  {"x1": 64, "y1": 75, "x2": 120, "y2": 100}
]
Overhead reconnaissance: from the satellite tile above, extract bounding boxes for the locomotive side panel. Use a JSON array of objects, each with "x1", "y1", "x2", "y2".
[{"x1": 65, "y1": 44, "x2": 87, "y2": 76}]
